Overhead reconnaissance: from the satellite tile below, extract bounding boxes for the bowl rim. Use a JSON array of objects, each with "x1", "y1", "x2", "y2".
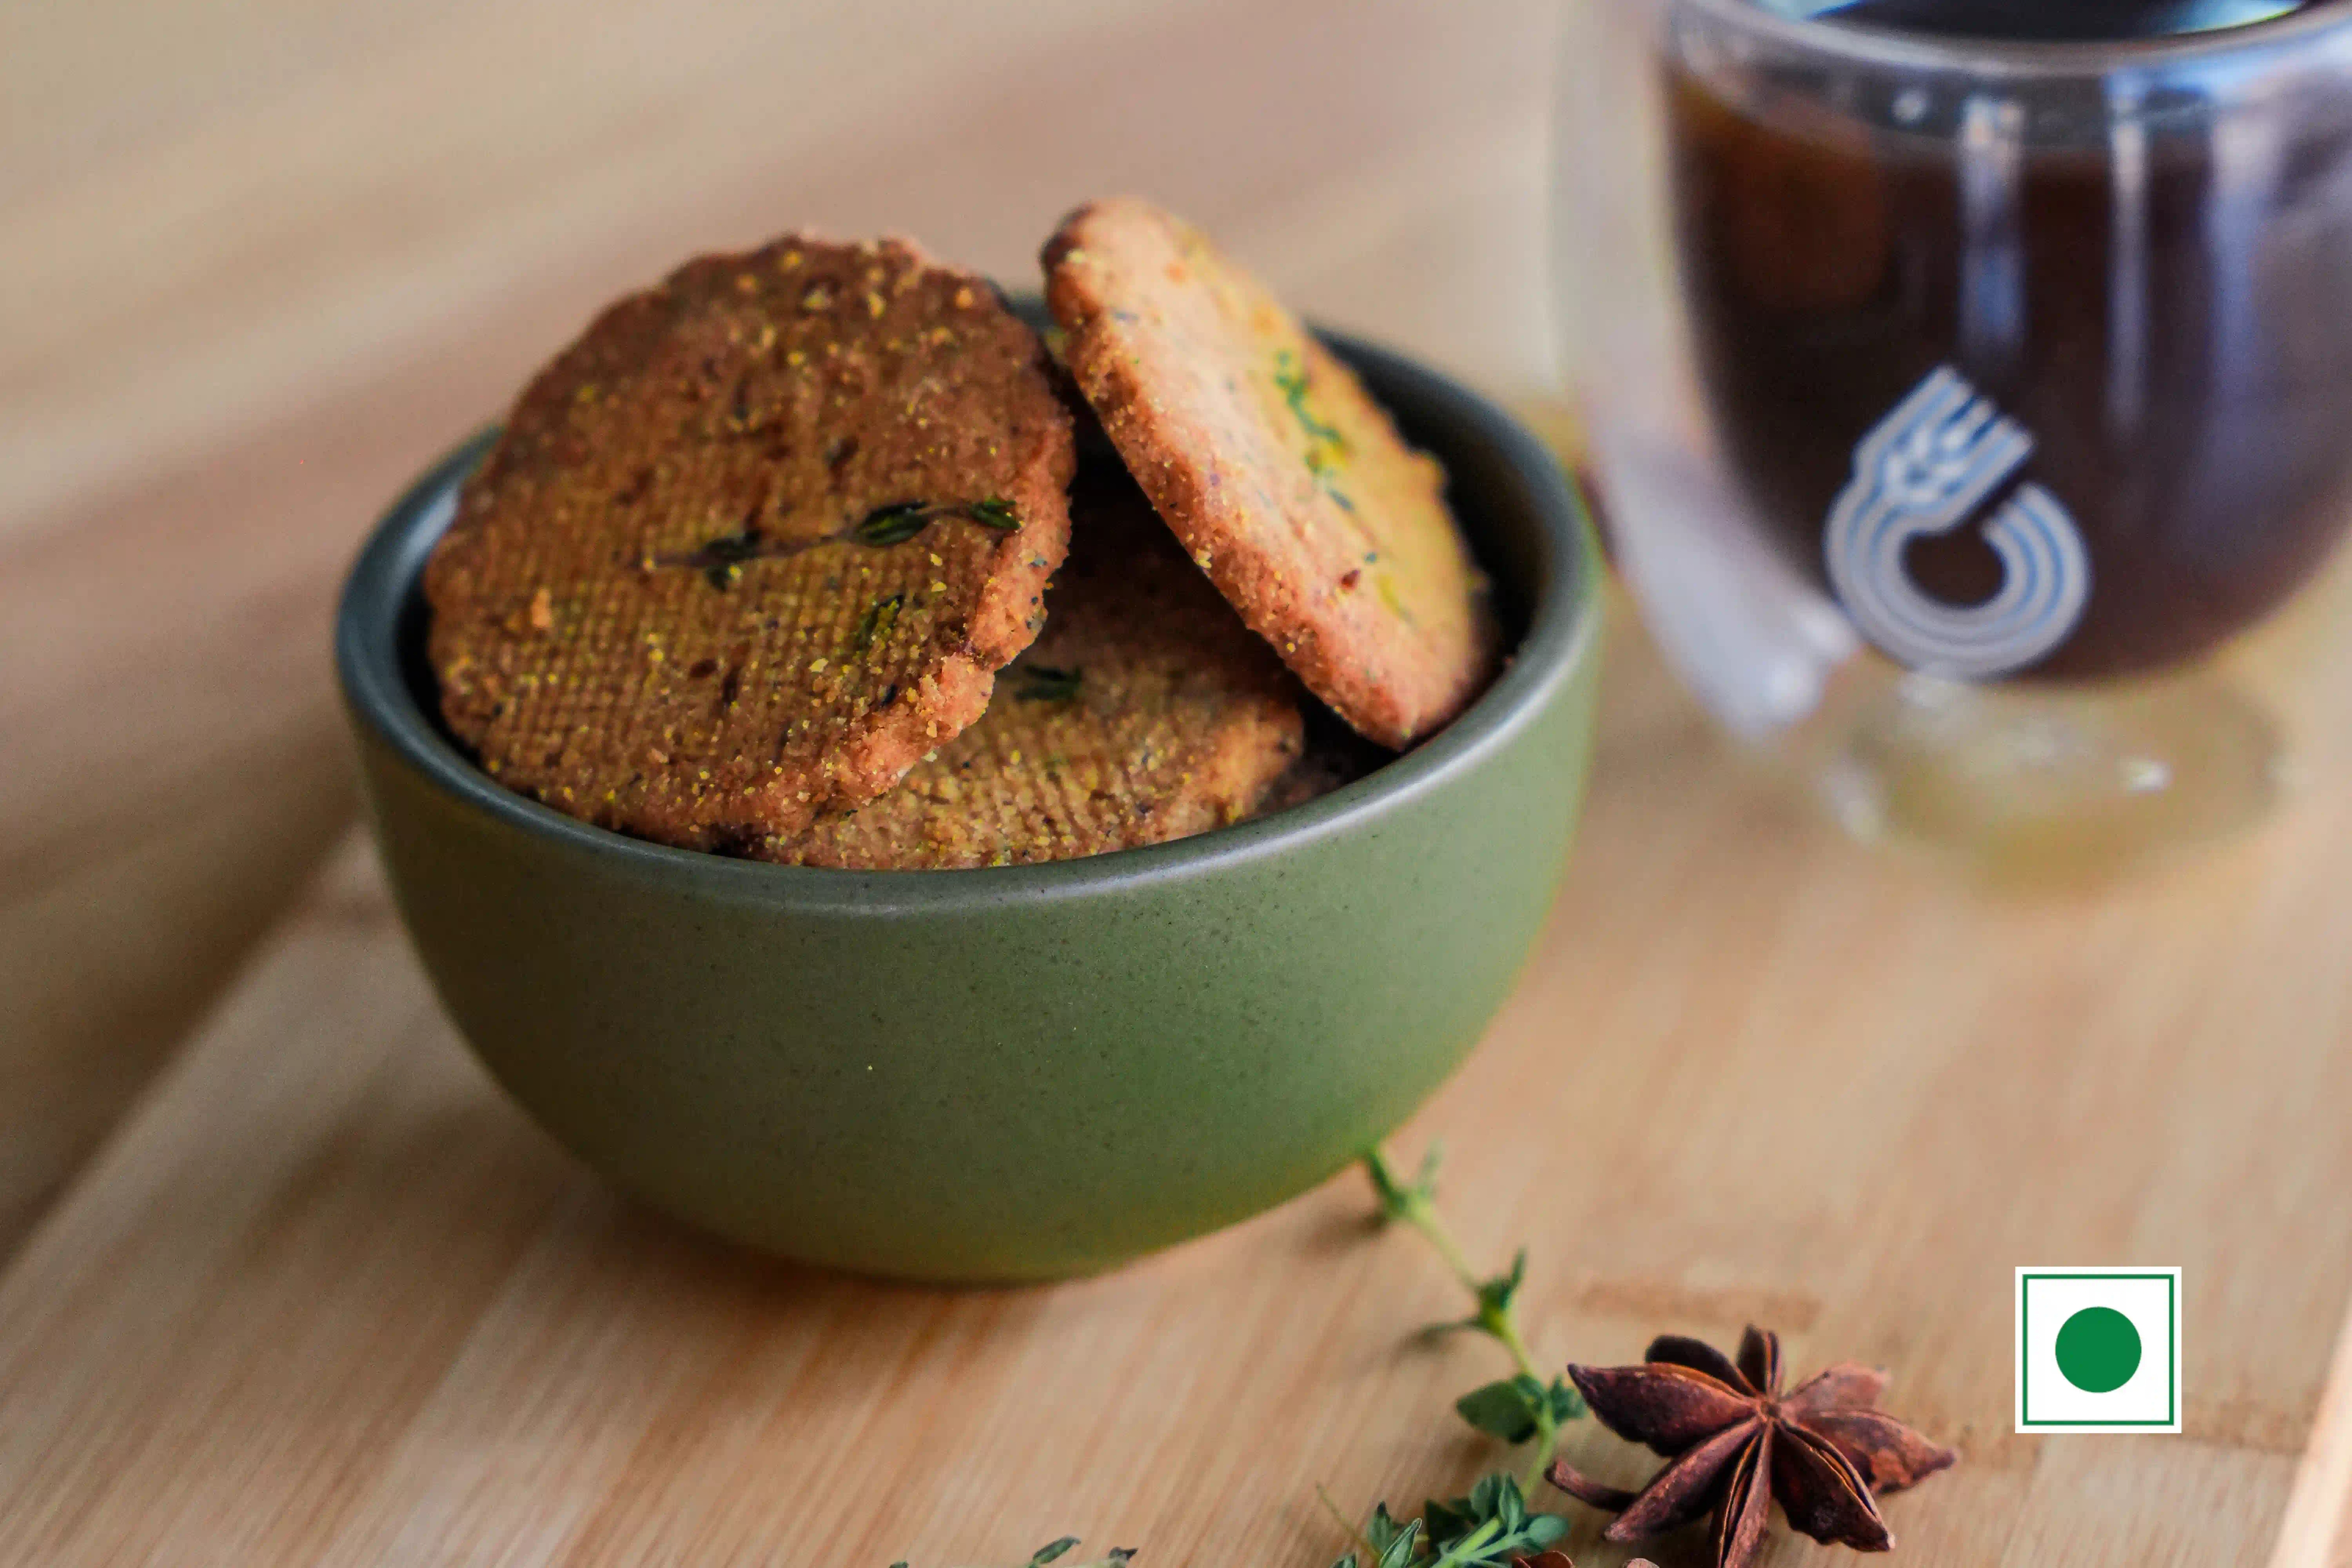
[{"x1": 335, "y1": 327, "x2": 1602, "y2": 916}]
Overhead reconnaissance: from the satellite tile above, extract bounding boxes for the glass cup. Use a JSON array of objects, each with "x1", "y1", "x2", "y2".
[{"x1": 1555, "y1": 0, "x2": 2352, "y2": 875}]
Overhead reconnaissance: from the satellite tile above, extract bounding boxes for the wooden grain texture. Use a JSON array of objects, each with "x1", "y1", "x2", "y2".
[
  {"x1": 2277, "y1": 1300, "x2": 2352, "y2": 1568},
  {"x1": 0, "y1": 0, "x2": 1561, "y2": 548},
  {"x1": 0, "y1": 0, "x2": 1558, "y2": 1255},
  {"x1": 6, "y1": 589, "x2": 2352, "y2": 1565}
]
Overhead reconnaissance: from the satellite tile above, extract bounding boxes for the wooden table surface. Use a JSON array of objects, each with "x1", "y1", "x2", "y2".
[{"x1": 4, "y1": 3, "x2": 2350, "y2": 1564}]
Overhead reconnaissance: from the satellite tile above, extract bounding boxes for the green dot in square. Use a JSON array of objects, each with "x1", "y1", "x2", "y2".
[{"x1": 2056, "y1": 1305, "x2": 2143, "y2": 1393}]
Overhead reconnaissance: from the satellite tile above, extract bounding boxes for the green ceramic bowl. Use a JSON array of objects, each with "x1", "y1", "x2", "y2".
[{"x1": 336, "y1": 328, "x2": 1602, "y2": 1283}]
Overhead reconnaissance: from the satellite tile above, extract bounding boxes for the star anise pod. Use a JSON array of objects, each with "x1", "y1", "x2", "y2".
[{"x1": 1543, "y1": 1326, "x2": 1956, "y2": 1568}]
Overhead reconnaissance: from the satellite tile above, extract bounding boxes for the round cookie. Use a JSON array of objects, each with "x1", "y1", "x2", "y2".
[
  {"x1": 771, "y1": 468, "x2": 1305, "y2": 870},
  {"x1": 1042, "y1": 197, "x2": 1499, "y2": 748},
  {"x1": 425, "y1": 235, "x2": 1075, "y2": 853}
]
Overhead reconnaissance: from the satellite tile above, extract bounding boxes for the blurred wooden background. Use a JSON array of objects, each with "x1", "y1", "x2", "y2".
[{"x1": 0, "y1": 0, "x2": 1562, "y2": 1253}]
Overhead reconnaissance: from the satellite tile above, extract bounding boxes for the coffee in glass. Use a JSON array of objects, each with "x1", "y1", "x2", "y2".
[{"x1": 1559, "y1": 0, "x2": 2352, "y2": 870}]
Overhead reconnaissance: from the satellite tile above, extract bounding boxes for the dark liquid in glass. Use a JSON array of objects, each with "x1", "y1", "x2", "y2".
[
  {"x1": 1670, "y1": 0, "x2": 2352, "y2": 678},
  {"x1": 1813, "y1": 1, "x2": 2318, "y2": 40}
]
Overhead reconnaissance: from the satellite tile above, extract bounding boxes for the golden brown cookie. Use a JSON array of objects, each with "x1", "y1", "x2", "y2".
[
  {"x1": 1042, "y1": 197, "x2": 1500, "y2": 748},
  {"x1": 770, "y1": 469, "x2": 1305, "y2": 870},
  {"x1": 425, "y1": 235, "x2": 1075, "y2": 852}
]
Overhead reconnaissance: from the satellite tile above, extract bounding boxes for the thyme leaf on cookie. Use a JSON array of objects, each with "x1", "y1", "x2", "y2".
[
  {"x1": 1272, "y1": 349, "x2": 1359, "y2": 515},
  {"x1": 655, "y1": 499, "x2": 1032, "y2": 589},
  {"x1": 668, "y1": 526, "x2": 772, "y2": 589},
  {"x1": 1275, "y1": 349, "x2": 1347, "y2": 460},
  {"x1": 850, "y1": 592, "x2": 905, "y2": 656},
  {"x1": 968, "y1": 497, "x2": 1022, "y2": 531},
  {"x1": 855, "y1": 498, "x2": 1022, "y2": 546},
  {"x1": 854, "y1": 503, "x2": 942, "y2": 546}
]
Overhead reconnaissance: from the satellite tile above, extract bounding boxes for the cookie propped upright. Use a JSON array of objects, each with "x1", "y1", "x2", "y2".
[
  {"x1": 1042, "y1": 197, "x2": 1499, "y2": 748},
  {"x1": 426, "y1": 235, "x2": 1074, "y2": 852}
]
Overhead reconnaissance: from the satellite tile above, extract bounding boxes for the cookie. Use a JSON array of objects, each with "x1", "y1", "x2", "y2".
[
  {"x1": 771, "y1": 468, "x2": 1305, "y2": 869},
  {"x1": 425, "y1": 235, "x2": 1075, "y2": 851},
  {"x1": 1042, "y1": 197, "x2": 1500, "y2": 748}
]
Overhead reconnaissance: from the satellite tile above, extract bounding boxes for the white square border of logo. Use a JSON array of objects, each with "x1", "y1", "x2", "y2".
[{"x1": 2015, "y1": 1265, "x2": 2182, "y2": 1434}]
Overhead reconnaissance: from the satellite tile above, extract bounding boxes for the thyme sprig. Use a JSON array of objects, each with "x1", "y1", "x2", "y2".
[
  {"x1": 1319, "y1": 1147, "x2": 1582, "y2": 1568},
  {"x1": 1322, "y1": 1474, "x2": 1567, "y2": 1568},
  {"x1": 1365, "y1": 1147, "x2": 1585, "y2": 1491},
  {"x1": 891, "y1": 1144, "x2": 1584, "y2": 1568},
  {"x1": 889, "y1": 1539, "x2": 1133, "y2": 1568}
]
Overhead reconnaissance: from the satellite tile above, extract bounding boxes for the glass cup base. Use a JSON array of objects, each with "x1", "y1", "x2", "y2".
[{"x1": 1805, "y1": 662, "x2": 2283, "y2": 884}]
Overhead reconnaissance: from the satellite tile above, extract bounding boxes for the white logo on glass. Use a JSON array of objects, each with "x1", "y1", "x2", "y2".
[{"x1": 1823, "y1": 366, "x2": 2090, "y2": 679}]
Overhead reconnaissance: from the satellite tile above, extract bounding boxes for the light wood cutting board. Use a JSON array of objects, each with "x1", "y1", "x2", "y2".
[{"x1": 2, "y1": 609, "x2": 2350, "y2": 1568}]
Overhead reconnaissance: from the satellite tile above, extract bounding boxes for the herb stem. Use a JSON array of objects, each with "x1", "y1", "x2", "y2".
[
  {"x1": 1520, "y1": 1409, "x2": 1559, "y2": 1497},
  {"x1": 1365, "y1": 1146, "x2": 1562, "y2": 1493},
  {"x1": 1424, "y1": 1519, "x2": 1499, "y2": 1568},
  {"x1": 1395, "y1": 1192, "x2": 1483, "y2": 1304},
  {"x1": 1483, "y1": 1298, "x2": 1544, "y2": 1388},
  {"x1": 1315, "y1": 1485, "x2": 1379, "y2": 1564},
  {"x1": 1371, "y1": 1153, "x2": 1541, "y2": 1386}
]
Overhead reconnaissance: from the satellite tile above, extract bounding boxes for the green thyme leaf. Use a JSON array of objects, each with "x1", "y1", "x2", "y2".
[
  {"x1": 1364, "y1": 1144, "x2": 1441, "y2": 1222},
  {"x1": 1472, "y1": 1250, "x2": 1527, "y2": 1328},
  {"x1": 1420, "y1": 1496, "x2": 1474, "y2": 1547},
  {"x1": 666, "y1": 527, "x2": 769, "y2": 589},
  {"x1": 660, "y1": 494, "x2": 1016, "y2": 586},
  {"x1": 1469, "y1": 1472, "x2": 1520, "y2": 1532},
  {"x1": 854, "y1": 503, "x2": 933, "y2": 546},
  {"x1": 853, "y1": 498, "x2": 1018, "y2": 546},
  {"x1": 968, "y1": 497, "x2": 1020, "y2": 531},
  {"x1": 1366, "y1": 1508, "x2": 1421, "y2": 1568},
  {"x1": 1363, "y1": 1504, "x2": 1411, "y2": 1556},
  {"x1": 1454, "y1": 1378, "x2": 1543, "y2": 1443},
  {"x1": 1459, "y1": 1371, "x2": 1582, "y2": 1435},
  {"x1": 1365, "y1": 1150, "x2": 1411, "y2": 1219},
  {"x1": 1027, "y1": 1539, "x2": 1081, "y2": 1567},
  {"x1": 1274, "y1": 348, "x2": 1346, "y2": 453},
  {"x1": 1414, "y1": 1472, "x2": 1569, "y2": 1568},
  {"x1": 1015, "y1": 665, "x2": 1083, "y2": 703},
  {"x1": 850, "y1": 592, "x2": 905, "y2": 655}
]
